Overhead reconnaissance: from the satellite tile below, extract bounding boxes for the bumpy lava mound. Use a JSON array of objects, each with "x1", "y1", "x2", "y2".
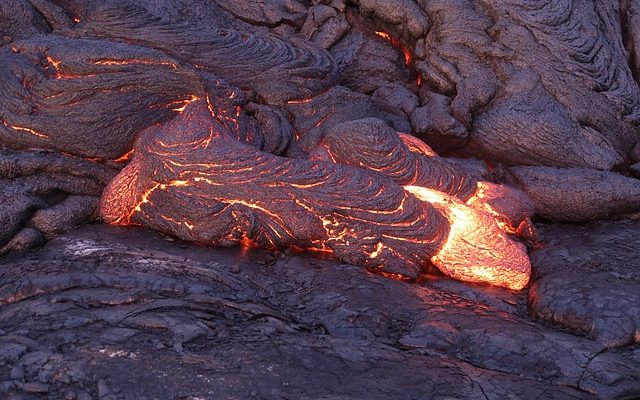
[
  {"x1": 101, "y1": 100, "x2": 531, "y2": 290},
  {"x1": 31, "y1": 0, "x2": 339, "y2": 105},
  {"x1": 311, "y1": 118, "x2": 535, "y2": 234},
  {"x1": 0, "y1": 35, "x2": 267, "y2": 160}
]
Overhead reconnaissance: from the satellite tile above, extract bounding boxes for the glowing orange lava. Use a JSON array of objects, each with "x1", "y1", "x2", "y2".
[
  {"x1": 1, "y1": 119, "x2": 48, "y2": 138},
  {"x1": 101, "y1": 100, "x2": 532, "y2": 290},
  {"x1": 112, "y1": 149, "x2": 135, "y2": 163},
  {"x1": 374, "y1": 31, "x2": 413, "y2": 66},
  {"x1": 94, "y1": 59, "x2": 178, "y2": 70},
  {"x1": 465, "y1": 181, "x2": 537, "y2": 242},
  {"x1": 167, "y1": 95, "x2": 201, "y2": 113},
  {"x1": 405, "y1": 186, "x2": 530, "y2": 290}
]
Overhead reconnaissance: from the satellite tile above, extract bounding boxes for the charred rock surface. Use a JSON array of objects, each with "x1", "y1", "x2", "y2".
[
  {"x1": 284, "y1": 86, "x2": 410, "y2": 157},
  {"x1": 625, "y1": 0, "x2": 640, "y2": 82},
  {"x1": 29, "y1": 0, "x2": 340, "y2": 105},
  {"x1": 0, "y1": 150, "x2": 116, "y2": 255},
  {"x1": 312, "y1": 118, "x2": 478, "y2": 200},
  {"x1": 312, "y1": 118, "x2": 535, "y2": 231},
  {"x1": 1, "y1": 225, "x2": 639, "y2": 399},
  {"x1": 507, "y1": 166, "x2": 640, "y2": 222},
  {"x1": 0, "y1": 35, "x2": 211, "y2": 159},
  {"x1": 530, "y1": 220, "x2": 640, "y2": 349},
  {"x1": 10, "y1": 0, "x2": 639, "y2": 171},
  {"x1": 412, "y1": 1, "x2": 640, "y2": 169},
  {"x1": 0, "y1": 0, "x2": 49, "y2": 43},
  {"x1": 331, "y1": 31, "x2": 414, "y2": 94}
]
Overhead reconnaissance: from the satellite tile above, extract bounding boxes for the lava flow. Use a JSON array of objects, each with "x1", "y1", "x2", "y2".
[
  {"x1": 101, "y1": 101, "x2": 449, "y2": 278},
  {"x1": 311, "y1": 118, "x2": 535, "y2": 236},
  {"x1": 101, "y1": 100, "x2": 532, "y2": 290},
  {"x1": 373, "y1": 31, "x2": 422, "y2": 85},
  {"x1": 405, "y1": 186, "x2": 530, "y2": 290}
]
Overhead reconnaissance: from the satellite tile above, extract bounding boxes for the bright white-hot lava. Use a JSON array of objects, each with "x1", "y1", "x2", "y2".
[{"x1": 405, "y1": 185, "x2": 531, "y2": 290}]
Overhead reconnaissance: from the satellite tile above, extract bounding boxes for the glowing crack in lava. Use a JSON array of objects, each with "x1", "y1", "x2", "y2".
[{"x1": 101, "y1": 101, "x2": 531, "y2": 290}]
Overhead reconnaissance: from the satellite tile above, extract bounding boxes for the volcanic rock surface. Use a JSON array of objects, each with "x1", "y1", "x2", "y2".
[
  {"x1": 0, "y1": 224, "x2": 639, "y2": 399},
  {"x1": 0, "y1": 0, "x2": 639, "y2": 398}
]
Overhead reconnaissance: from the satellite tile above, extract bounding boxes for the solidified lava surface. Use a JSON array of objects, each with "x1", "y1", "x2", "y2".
[
  {"x1": 0, "y1": 0, "x2": 640, "y2": 398},
  {"x1": 0, "y1": 224, "x2": 639, "y2": 399}
]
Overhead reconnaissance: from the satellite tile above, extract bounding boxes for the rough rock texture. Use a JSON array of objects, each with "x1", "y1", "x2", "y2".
[
  {"x1": 33, "y1": 0, "x2": 340, "y2": 105},
  {"x1": 507, "y1": 166, "x2": 640, "y2": 222},
  {"x1": 331, "y1": 31, "x2": 413, "y2": 94},
  {"x1": 351, "y1": 0, "x2": 429, "y2": 40},
  {"x1": 284, "y1": 86, "x2": 410, "y2": 157},
  {"x1": 311, "y1": 118, "x2": 535, "y2": 230},
  {"x1": 0, "y1": 0, "x2": 636, "y2": 248},
  {"x1": 6, "y1": 0, "x2": 638, "y2": 171},
  {"x1": 0, "y1": 0, "x2": 639, "y2": 396},
  {"x1": 0, "y1": 0, "x2": 49, "y2": 43},
  {"x1": 0, "y1": 150, "x2": 116, "y2": 255},
  {"x1": 100, "y1": 101, "x2": 450, "y2": 279},
  {"x1": 0, "y1": 35, "x2": 214, "y2": 159},
  {"x1": 413, "y1": 1, "x2": 640, "y2": 169},
  {"x1": 312, "y1": 118, "x2": 478, "y2": 200},
  {"x1": 530, "y1": 220, "x2": 640, "y2": 348},
  {"x1": 626, "y1": 0, "x2": 640, "y2": 82},
  {"x1": 1, "y1": 225, "x2": 639, "y2": 399}
]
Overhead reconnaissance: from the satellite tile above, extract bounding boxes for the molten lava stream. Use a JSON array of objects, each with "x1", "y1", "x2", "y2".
[{"x1": 405, "y1": 186, "x2": 531, "y2": 290}]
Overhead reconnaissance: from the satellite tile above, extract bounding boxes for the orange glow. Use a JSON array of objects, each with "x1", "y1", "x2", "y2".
[
  {"x1": 369, "y1": 241, "x2": 385, "y2": 258},
  {"x1": 374, "y1": 31, "x2": 413, "y2": 65},
  {"x1": 94, "y1": 59, "x2": 178, "y2": 70},
  {"x1": 313, "y1": 112, "x2": 333, "y2": 128},
  {"x1": 112, "y1": 149, "x2": 134, "y2": 163},
  {"x1": 286, "y1": 98, "x2": 315, "y2": 105},
  {"x1": 465, "y1": 181, "x2": 537, "y2": 243},
  {"x1": 374, "y1": 31, "x2": 392, "y2": 41},
  {"x1": 54, "y1": 72, "x2": 98, "y2": 80},
  {"x1": 46, "y1": 56, "x2": 61, "y2": 69},
  {"x1": 205, "y1": 93, "x2": 216, "y2": 118},
  {"x1": 466, "y1": 182, "x2": 518, "y2": 233},
  {"x1": 405, "y1": 186, "x2": 530, "y2": 290},
  {"x1": 372, "y1": 270, "x2": 411, "y2": 281},
  {"x1": 160, "y1": 214, "x2": 194, "y2": 230},
  {"x1": 2, "y1": 120, "x2": 48, "y2": 138},
  {"x1": 168, "y1": 95, "x2": 201, "y2": 113},
  {"x1": 397, "y1": 133, "x2": 437, "y2": 157}
]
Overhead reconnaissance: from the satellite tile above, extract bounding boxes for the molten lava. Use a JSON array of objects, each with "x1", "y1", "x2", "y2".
[
  {"x1": 405, "y1": 186, "x2": 530, "y2": 290},
  {"x1": 374, "y1": 31, "x2": 413, "y2": 66},
  {"x1": 101, "y1": 101, "x2": 449, "y2": 278},
  {"x1": 101, "y1": 99, "x2": 532, "y2": 290},
  {"x1": 312, "y1": 118, "x2": 535, "y2": 237}
]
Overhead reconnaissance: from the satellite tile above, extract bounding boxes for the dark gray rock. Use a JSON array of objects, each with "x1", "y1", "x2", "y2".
[
  {"x1": 351, "y1": 0, "x2": 429, "y2": 40},
  {"x1": 331, "y1": 31, "x2": 412, "y2": 94},
  {"x1": 530, "y1": 220, "x2": 640, "y2": 348},
  {"x1": 0, "y1": 225, "x2": 638, "y2": 399},
  {"x1": 508, "y1": 166, "x2": 640, "y2": 222},
  {"x1": 412, "y1": 0, "x2": 639, "y2": 169}
]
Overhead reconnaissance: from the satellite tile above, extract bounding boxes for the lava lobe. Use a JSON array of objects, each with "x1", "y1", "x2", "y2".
[{"x1": 101, "y1": 99, "x2": 531, "y2": 290}]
